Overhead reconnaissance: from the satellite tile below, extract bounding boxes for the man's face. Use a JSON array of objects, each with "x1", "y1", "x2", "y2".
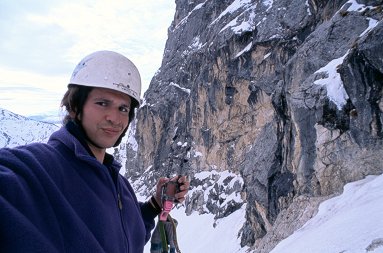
[{"x1": 80, "y1": 87, "x2": 131, "y2": 150}]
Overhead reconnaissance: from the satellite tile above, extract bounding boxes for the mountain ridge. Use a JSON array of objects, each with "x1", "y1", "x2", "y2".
[{"x1": 0, "y1": 107, "x2": 59, "y2": 148}]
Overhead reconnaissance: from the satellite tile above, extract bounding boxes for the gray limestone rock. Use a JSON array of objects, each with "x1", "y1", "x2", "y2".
[{"x1": 125, "y1": 1, "x2": 383, "y2": 251}]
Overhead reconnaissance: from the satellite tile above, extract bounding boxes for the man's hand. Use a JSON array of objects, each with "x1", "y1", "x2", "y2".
[
  {"x1": 174, "y1": 175, "x2": 190, "y2": 203},
  {"x1": 154, "y1": 176, "x2": 190, "y2": 207}
]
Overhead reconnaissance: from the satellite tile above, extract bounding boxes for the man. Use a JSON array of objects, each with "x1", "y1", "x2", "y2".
[{"x1": 0, "y1": 50, "x2": 189, "y2": 253}]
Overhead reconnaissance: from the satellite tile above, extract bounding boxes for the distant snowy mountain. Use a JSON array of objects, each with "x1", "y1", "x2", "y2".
[
  {"x1": 28, "y1": 113, "x2": 62, "y2": 125},
  {"x1": 0, "y1": 108, "x2": 59, "y2": 148}
]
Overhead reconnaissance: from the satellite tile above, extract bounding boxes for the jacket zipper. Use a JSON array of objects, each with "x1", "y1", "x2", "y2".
[
  {"x1": 116, "y1": 182, "x2": 130, "y2": 253},
  {"x1": 106, "y1": 165, "x2": 129, "y2": 252},
  {"x1": 117, "y1": 193, "x2": 123, "y2": 210},
  {"x1": 82, "y1": 157, "x2": 130, "y2": 251}
]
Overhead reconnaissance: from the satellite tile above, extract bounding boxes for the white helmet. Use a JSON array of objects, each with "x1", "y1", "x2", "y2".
[{"x1": 69, "y1": 50, "x2": 141, "y2": 106}]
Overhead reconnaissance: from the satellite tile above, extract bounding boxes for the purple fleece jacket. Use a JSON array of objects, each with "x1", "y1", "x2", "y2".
[{"x1": 0, "y1": 124, "x2": 158, "y2": 253}]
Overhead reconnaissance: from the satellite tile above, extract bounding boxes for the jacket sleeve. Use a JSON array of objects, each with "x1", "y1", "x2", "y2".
[
  {"x1": 119, "y1": 175, "x2": 162, "y2": 243},
  {"x1": 139, "y1": 199, "x2": 162, "y2": 243},
  {"x1": 0, "y1": 147, "x2": 60, "y2": 252}
]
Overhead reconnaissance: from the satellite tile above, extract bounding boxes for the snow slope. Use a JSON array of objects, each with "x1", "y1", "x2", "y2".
[
  {"x1": 271, "y1": 175, "x2": 383, "y2": 253},
  {"x1": 142, "y1": 174, "x2": 383, "y2": 253},
  {"x1": 0, "y1": 108, "x2": 59, "y2": 148}
]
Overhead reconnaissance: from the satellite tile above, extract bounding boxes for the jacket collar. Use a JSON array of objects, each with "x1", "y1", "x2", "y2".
[{"x1": 48, "y1": 121, "x2": 120, "y2": 170}]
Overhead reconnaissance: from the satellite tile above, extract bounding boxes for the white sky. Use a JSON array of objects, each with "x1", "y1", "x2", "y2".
[{"x1": 0, "y1": 0, "x2": 175, "y2": 117}]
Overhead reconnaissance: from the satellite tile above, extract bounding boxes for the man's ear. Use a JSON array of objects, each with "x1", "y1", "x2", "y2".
[
  {"x1": 69, "y1": 110, "x2": 81, "y2": 121},
  {"x1": 69, "y1": 111, "x2": 76, "y2": 119}
]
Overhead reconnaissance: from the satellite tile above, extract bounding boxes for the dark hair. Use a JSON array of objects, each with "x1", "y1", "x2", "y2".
[
  {"x1": 61, "y1": 85, "x2": 93, "y2": 125},
  {"x1": 61, "y1": 84, "x2": 137, "y2": 125}
]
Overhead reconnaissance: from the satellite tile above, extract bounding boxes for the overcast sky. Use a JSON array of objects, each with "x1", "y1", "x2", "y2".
[{"x1": 0, "y1": 0, "x2": 175, "y2": 118}]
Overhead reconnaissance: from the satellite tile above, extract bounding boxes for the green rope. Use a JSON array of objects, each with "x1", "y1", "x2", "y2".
[{"x1": 158, "y1": 221, "x2": 168, "y2": 253}]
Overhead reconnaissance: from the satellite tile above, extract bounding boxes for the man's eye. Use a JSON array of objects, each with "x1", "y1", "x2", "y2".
[
  {"x1": 119, "y1": 106, "x2": 130, "y2": 112},
  {"x1": 96, "y1": 101, "x2": 108, "y2": 106}
]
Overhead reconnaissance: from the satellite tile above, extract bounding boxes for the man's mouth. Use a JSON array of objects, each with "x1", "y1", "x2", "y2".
[{"x1": 102, "y1": 127, "x2": 121, "y2": 135}]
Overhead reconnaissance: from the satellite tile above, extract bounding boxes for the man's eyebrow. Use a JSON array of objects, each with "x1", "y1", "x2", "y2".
[
  {"x1": 92, "y1": 97, "x2": 110, "y2": 101},
  {"x1": 92, "y1": 97, "x2": 130, "y2": 107}
]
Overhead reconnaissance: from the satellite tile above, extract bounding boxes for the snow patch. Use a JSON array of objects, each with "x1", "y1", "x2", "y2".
[
  {"x1": 174, "y1": 1, "x2": 207, "y2": 30},
  {"x1": 236, "y1": 42, "x2": 252, "y2": 58},
  {"x1": 211, "y1": 0, "x2": 253, "y2": 27},
  {"x1": 219, "y1": 3, "x2": 256, "y2": 35},
  {"x1": 190, "y1": 169, "x2": 244, "y2": 208},
  {"x1": 305, "y1": 0, "x2": 312, "y2": 16},
  {"x1": 170, "y1": 82, "x2": 191, "y2": 94},
  {"x1": 177, "y1": 141, "x2": 188, "y2": 148},
  {"x1": 189, "y1": 36, "x2": 204, "y2": 50},
  {"x1": 263, "y1": 0, "x2": 273, "y2": 12},
  {"x1": 346, "y1": 0, "x2": 367, "y2": 12},
  {"x1": 314, "y1": 53, "x2": 349, "y2": 110},
  {"x1": 263, "y1": 52, "x2": 271, "y2": 60},
  {"x1": 343, "y1": 1, "x2": 379, "y2": 38},
  {"x1": 359, "y1": 17, "x2": 379, "y2": 38},
  {"x1": 126, "y1": 126, "x2": 138, "y2": 152}
]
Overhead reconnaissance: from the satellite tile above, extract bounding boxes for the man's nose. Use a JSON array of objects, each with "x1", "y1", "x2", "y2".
[{"x1": 105, "y1": 109, "x2": 122, "y2": 125}]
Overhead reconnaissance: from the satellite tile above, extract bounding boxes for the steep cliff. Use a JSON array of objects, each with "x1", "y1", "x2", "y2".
[{"x1": 125, "y1": 0, "x2": 383, "y2": 252}]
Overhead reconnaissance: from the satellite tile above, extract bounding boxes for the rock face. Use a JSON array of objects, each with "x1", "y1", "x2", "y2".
[{"x1": 125, "y1": 0, "x2": 383, "y2": 252}]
